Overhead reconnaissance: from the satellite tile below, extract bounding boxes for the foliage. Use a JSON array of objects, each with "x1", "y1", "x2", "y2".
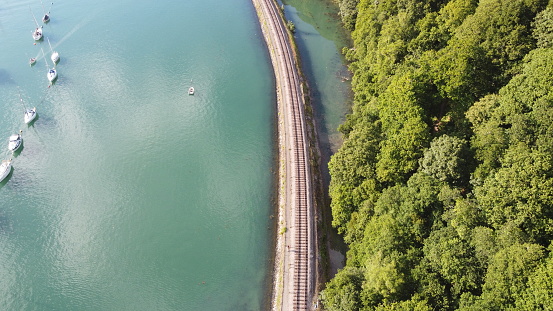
[
  {"x1": 419, "y1": 134, "x2": 469, "y2": 184},
  {"x1": 533, "y1": 7, "x2": 553, "y2": 48},
  {"x1": 517, "y1": 246, "x2": 553, "y2": 310},
  {"x1": 286, "y1": 20, "x2": 296, "y2": 33},
  {"x1": 338, "y1": 0, "x2": 360, "y2": 31},
  {"x1": 320, "y1": 267, "x2": 364, "y2": 311},
  {"x1": 323, "y1": 0, "x2": 553, "y2": 310}
]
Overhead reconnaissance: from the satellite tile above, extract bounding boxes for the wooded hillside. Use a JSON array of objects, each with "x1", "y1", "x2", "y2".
[{"x1": 322, "y1": 0, "x2": 553, "y2": 309}]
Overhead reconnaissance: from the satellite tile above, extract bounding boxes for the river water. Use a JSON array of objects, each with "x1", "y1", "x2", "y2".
[{"x1": 0, "y1": 0, "x2": 274, "y2": 310}]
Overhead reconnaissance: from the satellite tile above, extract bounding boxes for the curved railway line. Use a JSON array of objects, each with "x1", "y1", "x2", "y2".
[{"x1": 252, "y1": 0, "x2": 315, "y2": 310}]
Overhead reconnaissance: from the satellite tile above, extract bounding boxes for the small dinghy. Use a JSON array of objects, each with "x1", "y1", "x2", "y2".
[
  {"x1": 29, "y1": 57, "x2": 37, "y2": 66},
  {"x1": 188, "y1": 87, "x2": 195, "y2": 95},
  {"x1": 8, "y1": 131, "x2": 23, "y2": 153},
  {"x1": 0, "y1": 159, "x2": 12, "y2": 183}
]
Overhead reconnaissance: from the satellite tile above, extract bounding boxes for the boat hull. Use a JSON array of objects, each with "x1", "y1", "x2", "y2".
[
  {"x1": 8, "y1": 135, "x2": 22, "y2": 152},
  {"x1": 0, "y1": 161, "x2": 11, "y2": 183},
  {"x1": 47, "y1": 69, "x2": 57, "y2": 82},
  {"x1": 25, "y1": 108, "x2": 37, "y2": 124},
  {"x1": 51, "y1": 52, "x2": 59, "y2": 64},
  {"x1": 33, "y1": 27, "x2": 43, "y2": 41}
]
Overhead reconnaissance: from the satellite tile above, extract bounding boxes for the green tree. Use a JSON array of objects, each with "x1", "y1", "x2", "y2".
[
  {"x1": 459, "y1": 243, "x2": 545, "y2": 310},
  {"x1": 339, "y1": 0, "x2": 360, "y2": 31},
  {"x1": 422, "y1": 226, "x2": 483, "y2": 298},
  {"x1": 374, "y1": 298, "x2": 433, "y2": 311},
  {"x1": 419, "y1": 134, "x2": 469, "y2": 184},
  {"x1": 517, "y1": 245, "x2": 553, "y2": 310},
  {"x1": 376, "y1": 73, "x2": 429, "y2": 184},
  {"x1": 326, "y1": 1, "x2": 553, "y2": 310},
  {"x1": 320, "y1": 267, "x2": 365, "y2": 311},
  {"x1": 328, "y1": 117, "x2": 381, "y2": 235},
  {"x1": 474, "y1": 144, "x2": 553, "y2": 241},
  {"x1": 533, "y1": 7, "x2": 553, "y2": 48}
]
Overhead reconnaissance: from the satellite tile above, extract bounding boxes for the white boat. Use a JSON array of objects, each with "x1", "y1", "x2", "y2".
[
  {"x1": 32, "y1": 27, "x2": 43, "y2": 41},
  {"x1": 41, "y1": 1, "x2": 52, "y2": 23},
  {"x1": 8, "y1": 131, "x2": 22, "y2": 153},
  {"x1": 0, "y1": 159, "x2": 12, "y2": 183},
  {"x1": 42, "y1": 48, "x2": 57, "y2": 84},
  {"x1": 188, "y1": 87, "x2": 195, "y2": 95},
  {"x1": 18, "y1": 90, "x2": 37, "y2": 124},
  {"x1": 30, "y1": 7, "x2": 43, "y2": 40},
  {"x1": 52, "y1": 52, "x2": 59, "y2": 64},
  {"x1": 25, "y1": 108, "x2": 37, "y2": 124},
  {"x1": 47, "y1": 68, "x2": 57, "y2": 82},
  {"x1": 47, "y1": 37, "x2": 59, "y2": 64},
  {"x1": 50, "y1": 50, "x2": 59, "y2": 64},
  {"x1": 29, "y1": 57, "x2": 37, "y2": 66}
]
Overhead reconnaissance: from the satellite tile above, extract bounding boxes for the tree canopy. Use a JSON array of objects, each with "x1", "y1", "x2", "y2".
[{"x1": 323, "y1": 0, "x2": 553, "y2": 310}]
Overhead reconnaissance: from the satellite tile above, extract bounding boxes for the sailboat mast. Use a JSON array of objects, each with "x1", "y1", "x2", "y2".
[
  {"x1": 17, "y1": 89, "x2": 27, "y2": 110},
  {"x1": 41, "y1": 47, "x2": 49, "y2": 69},
  {"x1": 29, "y1": 6, "x2": 39, "y2": 28}
]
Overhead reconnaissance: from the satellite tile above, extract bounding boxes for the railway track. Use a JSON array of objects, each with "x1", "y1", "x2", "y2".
[{"x1": 253, "y1": 0, "x2": 314, "y2": 310}]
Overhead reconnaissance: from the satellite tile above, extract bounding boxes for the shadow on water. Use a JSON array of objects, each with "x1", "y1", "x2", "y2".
[
  {"x1": 0, "y1": 167, "x2": 14, "y2": 191},
  {"x1": 0, "y1": 213, "x2": 12, "y2": 232},
  {"x1": 0, "y1": 69, "x2": 15, "y2": 85},
  {"x1": 26, "y1": 114, "x2": 39, "y2": 126},
  {"x1": 11, "y1": 144, "x2": 24, "y2": 159}
]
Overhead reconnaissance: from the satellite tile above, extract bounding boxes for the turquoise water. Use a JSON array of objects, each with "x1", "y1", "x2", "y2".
[{"x1": 0, "y1": 0, "x2": 274, "y2": 309}]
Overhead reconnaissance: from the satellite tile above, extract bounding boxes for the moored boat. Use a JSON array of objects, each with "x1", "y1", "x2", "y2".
[
  {"x1": 41, "y1": 1, "x2": 52, "y2": 23},
  {"x1": 47, "y1": 68, "x2": 57, "y2": 82},
  {"x1": 42, "y1": 48, "x2": 57, "y2": 84},
  {"x1": 32, "y1": 27, "x2": 43, "y2": 41},
  {"x1": 30, "y1": 6, "x2": 43, "y2": 40},
  {"x1": 30, "y1": 57, "x2": 37, "y2": 66},
  {"x1": 18, "y1": 90, "x2": 37, "y2": 124},
  {"x1": 0, "y1": 159, "x2": 12, "y2": 183},
  {"x1": 47, "y1": 38, "x2": 59, "y2": 64},
  {"x1": 25, "y1": 108, "x2": 37, "y2": 124},
  {"x1": 188, "y1": 87, "x2": 195, "y2": 95},
  {"x1": 51, "y1": 51, "x2": 59, "y2": 64},
  {"x1": 8, "y1": 131, "x2": 22, "y2": 153}
]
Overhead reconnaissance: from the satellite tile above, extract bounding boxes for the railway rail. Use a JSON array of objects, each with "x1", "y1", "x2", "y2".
[{"x1": 251, "y1": 0, "x2": 315, "y2": 310}]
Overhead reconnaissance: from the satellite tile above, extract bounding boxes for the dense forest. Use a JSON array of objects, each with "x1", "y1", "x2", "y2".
[{"x1": 321, "y1": 0, "x2": 553, "y2": 310}]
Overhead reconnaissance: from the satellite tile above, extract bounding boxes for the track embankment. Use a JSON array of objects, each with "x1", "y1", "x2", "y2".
[{"x1": 251, "y1": 0, "x2": 316, "y2": 310}]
